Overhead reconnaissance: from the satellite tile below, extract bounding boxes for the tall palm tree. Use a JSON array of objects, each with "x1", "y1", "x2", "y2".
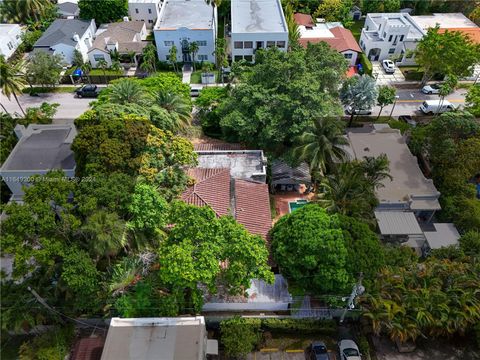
[
  {"x1": 0, "y1": 0, "x2": 50, "y2": 23},
  {"x1": 359, "y1": 154, "x2": 393, "y2": 189},
  {"x1": 155, "y1": 90, "x2": 191, "y2": 128},
  {"x1": 189, "y1": 41, "x2": 199, "y2": 71},
  {"x1": 80, "y1": 62, "x2": 92, "y2": 84},
  {"x1": 284, "y1": 3, "x2": 300, "y2": 47},
  {"x1": 108, "y1": 78, "x2": 147, "y2": 105},
  {"x1": 293, "y1": 117, "x2": 348, "y2": 177},
  {"x1": 97, "y1": 59, "x2": 109, "y2": 85},
  {"x1": 0, "y1": 56, "x2": 27, "y2": 116}
]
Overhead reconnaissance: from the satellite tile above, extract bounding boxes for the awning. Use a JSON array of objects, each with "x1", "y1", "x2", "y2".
[
  {"x1": 410, "y1": 198, "x2": 441, "y2": 211},
  {"x1": 375, "y1": 211, "x2": 423, "y2": 235},
  {"x1": 424, "y1": 223, "x2": 460, "y2": 249}
]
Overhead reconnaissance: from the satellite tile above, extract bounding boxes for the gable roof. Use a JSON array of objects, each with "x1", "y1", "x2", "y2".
[
  {"x1": 234, "y1": 179, "x2": 272, "y2": 239},
  {"x1": 34, "y1": 19, "x2": 92, "y2": 47},
  {"x1": 89, "y1": 21, "x2": 147, "y2": 53},
  {"x1": 294, "y1": 13, "x2": 314, "y2": 27},
  {"x1": 298, "y1": 26, "x2": 362, "y2": 53},
  {"x1": 57, "y1": 2, "x2": 80, "y2": 16},
  {"x1": 438, "y1": 27, "x2": 480, "y2": 44}
]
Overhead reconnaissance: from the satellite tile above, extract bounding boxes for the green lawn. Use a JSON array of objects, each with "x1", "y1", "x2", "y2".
[
  {"x1": 348, "y1": 20, "x2": 365, "y2": 41},
  {"x1": 190, "y1": 70, "x2": 202, "y2": 84},
  {"x1": 89, "y1": 68, "x2": 124, "y2": 76}
]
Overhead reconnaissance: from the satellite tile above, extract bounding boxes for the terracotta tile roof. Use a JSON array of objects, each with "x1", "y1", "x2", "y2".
[
  {"x1": 299, "y1": 26, "x2": 362, "y2": 53},
  {"x1": 234, "y1": 179, "x2": 272, "y2": 239},
  {"x1": 194, "y1": 143, "x2": 246, "y2": 151},
  {"x1": 182, "y1": 168, "x2": 232, "y2": 217},
  {"x1": 438, "y1": 27, "x2": 480, "y2": 44},
  {"x1": 71, "y1": 336, "x2": 105, "y2": 360},
  {"x1": 294, "y1": 13, "x2": 314, "y2": 27}
]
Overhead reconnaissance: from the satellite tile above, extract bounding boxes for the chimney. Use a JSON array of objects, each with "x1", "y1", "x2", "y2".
[{"x1": 73, "y1": 33, "x2": 80, "y2": 42}]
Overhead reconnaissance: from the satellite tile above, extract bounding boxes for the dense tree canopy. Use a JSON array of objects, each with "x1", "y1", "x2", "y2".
[
  {"x1": 79, "y1": 0, "x2": 128, "y2": 24},
  {"x1": 216, "y1": 45, "x2": 348, "y2": 152}
]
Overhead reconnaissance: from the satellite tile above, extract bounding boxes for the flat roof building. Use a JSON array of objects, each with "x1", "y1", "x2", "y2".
[
  {"x1": 153, "y1": 0, "x2": 217, "y2": 63},
  {"x1": 128, "y1": 0, "x2": 162, "y2": 28},
  {"x1": 0, "y1": 124, "x2": 77, "y2": 199},
  {"x1": 411, "y1": 12, "x2": 478, "y2": 31},
  {"x1": 230, "y1": 0, "x2": 288, "y2": 62},
  {"x1": 101, "y1": 317, "x2": 218, "y2": 360}
]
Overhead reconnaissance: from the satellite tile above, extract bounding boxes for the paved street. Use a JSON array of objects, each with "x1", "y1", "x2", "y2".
[{"x1": 0, "y1": 91, "x2": 96, "y2": 120}]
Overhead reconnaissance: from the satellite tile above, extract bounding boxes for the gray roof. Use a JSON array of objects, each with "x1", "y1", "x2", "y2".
[
  {"x1": 90, "y1": 21, "x2": 147, "y2": 53},
  {"x1": 34, "y1": 19, "x2": 92, "y2": 47},
  {"x1": 374, "y1": 211, "x2": 423, "y2": 235},
  {"x1": 57, "y1": 2, "x2": 80, "y2": 16},
  {"x1": 271, "y1": 160, "x2": 311, "y2": 185},
  {"x1": 1, "y1": 124, "x2": 76, "y2": 171},
  {"x1": 155, "y1": 0, "x2": 214, "y2": 30},
  {"x1": 424, "y1": 223, "x2": 460, "y2": 249},
  {"x1": 231, "y1": 0, "x2": 288, "y2": 34}
]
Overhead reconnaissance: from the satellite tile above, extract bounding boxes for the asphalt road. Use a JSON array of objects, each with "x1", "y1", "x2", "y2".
[
  {"x1": 0, "y1": 90, "x2": 97, "y2": 120},
  {"x1": 373, "y1": 87, "x2": 468, "y2": 118}
]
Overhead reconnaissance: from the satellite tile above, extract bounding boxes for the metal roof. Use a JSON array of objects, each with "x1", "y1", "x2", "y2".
[
  {"x1": 271, "y1": 160, "x2": 311, "y2": 185},
  {"x1": 424, "y1": 223, "x2": 460, "y2": 249},
  {"x1": 374, "y1": 211, "x2": 423, "y2": 235}
]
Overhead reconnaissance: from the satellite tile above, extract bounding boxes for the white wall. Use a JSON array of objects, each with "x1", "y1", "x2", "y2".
[
  {"x1": 341, "y1": 50, "x2": 358, "y2": 66},
  {"x1": 231, "y1": 32, "x2": 288, "y2": 62},
  {"x1": 0, "y1": 25, "x2": 24, "y2": 60},
  {"x1": 88, "y1": 49, "x2": 112, "y2": 67},
  {"x1": 154, "y1": 28, "x2": 216, "y2": 63},
  {"x1": 129, "y1": 0, "x2": 161, "y2": 29}
]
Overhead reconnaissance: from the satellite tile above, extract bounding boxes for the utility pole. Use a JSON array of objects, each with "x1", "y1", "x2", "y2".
[
  {"x1": 27, "y1": 287, "x2": 65, "y2": 324},
  {"x1": 389, "y1": 95, "x2": 400, "y2": 118},
  {"x1": 339, "y1": 273, "x2": 365, "y2": 323}
]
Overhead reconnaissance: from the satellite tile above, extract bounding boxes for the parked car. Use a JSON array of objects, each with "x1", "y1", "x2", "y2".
[
  {"x1": 419, "y1": 100, "x2": 455, "y2": 115},
  {"x1": 398, "y1": 115, "x2": 417, "y2": 127},
  {"x1": 75, "y1": 84, "x2": 99, "y2": 98},
  {"x1": 309, "y1": 341, "x2": 329, "y2": 360},
  {"x1": 382, "y1": 59, "x2": 395, "y2": 74},
  {"x1": 190, "y1": 85, "x2": 202, "y2": 97},
  {"x1": 421, "y1": 84, "x2": 441, "y2": 94},
  {"x1": 345, "y1": 106, "x2": 372, "y2": 115},
  {"x1": 339, "y1": 340, "x2": 361, "y2": 360}
]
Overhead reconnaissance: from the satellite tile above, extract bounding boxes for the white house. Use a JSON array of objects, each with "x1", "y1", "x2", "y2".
[
  {"x1": 0, "y1": 124, "x2": 77, "y2": 200},
  {"x1": 0, "y1": 24, "x2": 24, "y2": 60},
  {"x1": 128, "y1": 0, "x2": 162, "y2": 29},
  {"x1": 294, "y1": 13, "x2": 361, "y2": 66},
  {"x1": 153, "y1": 0, "x2": 217, "y2": 63},
  {"x1": 230, "y1": 0, "x2": 288, "y2": 62},
  {"x1": 33, "y1": 19, "x2": 96, "y2": 64},
  {"x1": 88, "y1": 20, "x2": 148, "y2": 67}
]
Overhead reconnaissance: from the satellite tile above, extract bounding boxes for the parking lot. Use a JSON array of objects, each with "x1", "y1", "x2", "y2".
[{"x1": 372, "y1": 62, "x2": 406, "y2": 85}]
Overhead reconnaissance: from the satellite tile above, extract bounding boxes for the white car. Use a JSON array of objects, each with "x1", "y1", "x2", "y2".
[
  {"x1": 382, "y1": 59, "x2": 395, "y2": 74},
  {"x1": 345, "y1": 106, "x2": 372, "y2": 115},
  {"x1": 421, "y1": 84, "x2": 441, "y2": 94},
  {"x1": 339, "y1": 340, "x2": 361, "y2": 360}
]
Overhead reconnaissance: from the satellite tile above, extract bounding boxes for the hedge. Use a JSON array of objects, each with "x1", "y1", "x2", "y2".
[
  {"x1": 239, "y1": 318, "x2": 337, "y2": 335},
  {"x1": 359, "y1": 53, "x2": 372, "y2": 76}
]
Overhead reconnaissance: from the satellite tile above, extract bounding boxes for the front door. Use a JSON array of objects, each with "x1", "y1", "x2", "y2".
[{"x1": 181, "y1": 39, "x2": 191, "y2": 63}]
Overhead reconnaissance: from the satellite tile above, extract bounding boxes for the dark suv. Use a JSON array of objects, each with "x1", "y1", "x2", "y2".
[{"x1": 75, "y1": 84, "x2": 99, "y2": 98}]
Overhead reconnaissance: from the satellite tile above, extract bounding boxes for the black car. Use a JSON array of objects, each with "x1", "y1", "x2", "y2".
[
  {"x1": 75, "y1": 84, "x2": 99, "y2": 98},
  {"x1": 309, "y1": 341, "x2": 329, "y2": 360}
]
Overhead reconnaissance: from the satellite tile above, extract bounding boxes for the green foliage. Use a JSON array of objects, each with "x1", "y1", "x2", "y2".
[
  {"x1": 313, "y1": 0, "x2": 353, "y2": 27},
  {"x1": 465, "y1": 84, "x2": 480, "y2": 117},
  {"x1": 0, "y1": 0, "x2": 56, "y2": 26},
  {"x1": 26, "y1": 52, "x2": 64, "y2": 87},
  {"x1": 24, "y1": 102, "x2": 59, "y2": 122},
  {"x1": 415, "y1": 26, "x2": 480, "y2": 85},
  {"x1": 376, "y1": 85, "x2": 396, "y2": 118},
  {"x1": 271, "y1": 204, "x2": 350, "y2": 294},
  {"x1": 196, "y1": 86, "x2": 228, "y2": 137},
  {"x1": 20, "y1": 30, "x2": 43, "y2": 52},
  {"x1": 362, "y1": 0, "x2": 400, "y2": 12},
  {"x1": 218, "y1": 45, "x2": 348, "y2": 152},
  {"x1": 382, "y1": 245, "x2": 418, "y2": 268},
  {"x1": 459, "y1": 231, "x2": 480, "y2": 258},
  {"x1": 79, "y1": 0, "x2": 128, "y2": 24},
  {"x1": 359, "y1": 53, "x2": 372, "y2": 75},
  {"x1": 18, "y1": 326, "x2": 74, "y2": 360},
  {"x1": 61, "y1": 247, "x2": 100, "y2": 297},
  {"x1": 221, "y1": 317, "x2": 261, "y2": 358},
  {"x1": 340, "y1": 75, "x2": 378, "y2": 125},
  {"x1": 260, "y1": 318, "x2": 336, "y2": 334}
]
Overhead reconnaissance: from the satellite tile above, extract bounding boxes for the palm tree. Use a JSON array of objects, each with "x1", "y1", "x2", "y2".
[
  {"x1": 0, "y1": 0, "x2": 50, "y2": 23},
  {"x1": 169, "y1": 45, "x2": 178, "y2": 73},
  {"x1": 213, "y1": 38, "x2": 227, "y2": 82},
  {"x1": 189, "y1": 41, "x2": 199, "y2": 71},
  {"x1": 284, "y1": 3, "x2": 300, "y2": 47},
  {"x1": 155, "y1": 90, "x2": 191, "y2": 128},
  {"x1": 80, "y1": 62, "x2": 92, "y2": 84},
  {"x1": 97, "y1": 59, "x2": 109, "y2": 85},
  {"x1": 293, "y1": 117, "x2": 348, "y2": 177},
  {"x1": 140, "y1": 44, "x2": 157, "y2": 74},
  {"x1": 359, "y1": 154, "x2": 393, "y2": 189},
  {"x1": 0, "y1": 56, "x2": 27, "y2": 116},
  {"x1": 108, "y1": 78, "x2": 147, "y2": 105},
  {"x1": 110, "y1": 61, "x2": 123, "y2": 82},
  {"x1": 340, "y1": 75, "x2": 378, "y2": 127}
]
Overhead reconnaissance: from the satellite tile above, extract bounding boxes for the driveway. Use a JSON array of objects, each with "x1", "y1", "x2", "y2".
[{"x1": 372, "y1": 62, "x2": 406, "y2": 85}]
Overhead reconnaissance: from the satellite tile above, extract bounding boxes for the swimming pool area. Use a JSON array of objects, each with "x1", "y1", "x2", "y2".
[{"x1": 288, "y1": 199, "x2": 309, "y2": 212}]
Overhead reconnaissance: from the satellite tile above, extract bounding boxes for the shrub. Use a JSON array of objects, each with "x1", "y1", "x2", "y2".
[
  {"x1": 221, "y1": 317, "x2": 261, "y2": 359},
  {"x1": 18, "y1": 325, "x2": 75, "y2": 360},
  {"x1": 260, "y1": 318, "x2": 337, "y2": 335},
  {"x1": 359, "y1": 53, "x2": 372, "y2": 75}
]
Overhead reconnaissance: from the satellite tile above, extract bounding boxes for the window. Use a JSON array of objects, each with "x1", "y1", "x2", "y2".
[
  {"x1": 266, "y1": 41, "x2": 275, "y2": 48},
  {"x1": 198, "y1": 54, "x2": 208, "y2": 61},
  {"x1": 388, "y1": 48, "x2": 395, "y2": 54},
  {"x1": 400, "y1": 35, "x2": 404, "y2": 41},
  {"x1": 344, "y1": 53, "x2": 353, "y2": 59},
  {"x1": 148, "y1": 19, "x2": 153, "y2": 23},
  {"x1": 360, "y1": 40, "x2": 363, "y2": 47},
  {"x1": 135, "y1": 8, "x2": 139, "y2": 14},
  {"x1": 276, "y1": 41, "x2": 286, "y2": 48},
  {"x1": 388, "y1": 35, "x2": 393, "y2": 42},
  {"x1": 366, "y1": 26, "x2": 369, "y2": 31},
  {"x1": 383, "y1": 32, "x2": 386, "y2": 38},
  {"x1": 164, "y1": 41, "x2": 174, "y2": 46},
  {"x1": 197, "y1": 40, "x2": 207, "y2": 46},
  {"x1": 93, "y1": 54, "x2": 105, "y2": 61},
  {"x1": 234, "y1": 55, "x2": 243, "y2": 61},
  {"x1": 244, "y1": 55, "x2": 253, "y2": 62},
  {"x1": 234, "y1": 41, "x2": 243, "y2": 49},
  {"x1": 244, "y1": 41, "x2": 253, "y2": 48},
  {"x1": 148, "y1": 8, "x2": 152, "y2": 14},
  {"x1": 256, "y1": 41, "x2": 263, "y2": 49},
  {"x1": 166, "y1": 55, "x2": 170, "y2": 60}
]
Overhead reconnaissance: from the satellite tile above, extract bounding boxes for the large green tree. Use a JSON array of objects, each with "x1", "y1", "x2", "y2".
[
  {"x1": 26, "y1": 51, "x2": 64, "y2": 88},
  {"x1": 218, "y1": 45, "x2": 348, "y2": 152},
  {"x1": 465, "y1": 84, "x2": 480, "y2": 117},
  {"x1": 0, "y1": 56, "x2": 28, "y2": 115},
  {"x1": 78, "y1": 0, "x2": 128, "y2": 24},
  {"x1": 340, "y1": 75, "x2": 378, "y2": 126}
]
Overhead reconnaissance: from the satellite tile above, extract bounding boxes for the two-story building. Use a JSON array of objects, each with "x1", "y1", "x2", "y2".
[
  {"x1": 153, "y1": 0, "x2": 217, "y2": 63},
  {"x1": 0, "y1": 24, "x2": 24, "y2": 60},
  {"x1": 230, "y1": 0, "x2": 288, "y2": 62},
  {"x1": 128, "y1": 0, "x2": 162, "y2": 29},
  {"x1": 33, "y1": 19, "x2": 96, "y2": 64}
]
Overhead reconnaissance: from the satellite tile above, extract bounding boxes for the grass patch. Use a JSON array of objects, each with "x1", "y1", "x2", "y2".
[
  {"x1": 190, "y1": 70, "x2": 202, "y2": 84},
  {"x1": 89, "y1": 68, "x2": 124, "y2": 76},
  {"x1": 348, "y1": 19, "x2": 365, "y2": 41},
  {"x1": 264, "y1": 334, "x2": 337, "y2": 351},
  {"x1": 22, "y1": 86, "x2": 77, "y2": 94}
]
